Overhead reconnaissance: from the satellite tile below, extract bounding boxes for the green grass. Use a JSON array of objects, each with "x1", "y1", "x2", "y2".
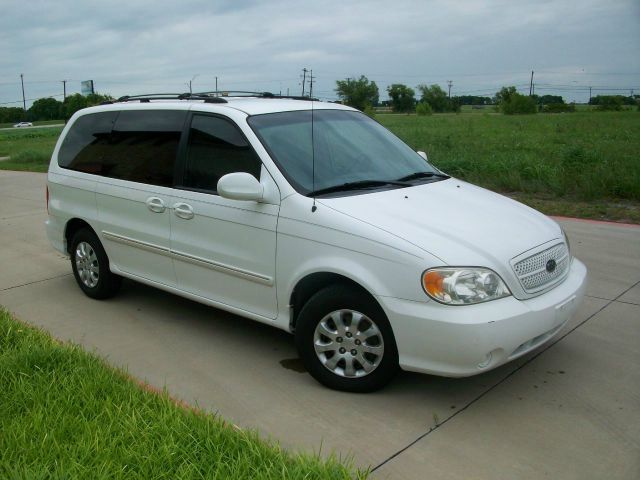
[
  {"x1": 0, "y1": 308, "x2": 367, "y2": 479},
  {"x1": 377, "y1": 111, "x2": 640, "y2": 202},
  {"x1": 0, "y1": 126, "x2": 62, "y2": 172}
]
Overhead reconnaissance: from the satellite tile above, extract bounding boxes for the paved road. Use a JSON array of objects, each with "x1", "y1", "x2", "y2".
[
  {"x1": 0, "y1": 123, "x2": 64, "y2": 132},
  {"x1": 1, "y1": 170, "x2": 638, "y2": 479}
]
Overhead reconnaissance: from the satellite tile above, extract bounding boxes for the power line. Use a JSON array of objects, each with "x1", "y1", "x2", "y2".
[{"x1": 0, "y1": 93, "x2": 64, "y2": 106}]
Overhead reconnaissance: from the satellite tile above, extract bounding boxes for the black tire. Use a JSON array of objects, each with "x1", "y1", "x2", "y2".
[
  {"x1": 70, "y1": 228, "x2": 122, "y2": 299},
  {"x1": 295, "y1": 284, "x2": 399, "y2": 392}
]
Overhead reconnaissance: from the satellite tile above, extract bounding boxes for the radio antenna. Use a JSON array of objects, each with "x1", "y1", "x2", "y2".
[{"x1": 311, "y1": 93, "x2": 317, "y2": 212}]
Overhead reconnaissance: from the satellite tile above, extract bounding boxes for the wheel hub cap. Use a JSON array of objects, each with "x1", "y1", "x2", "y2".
[
  {"x1": 75, "y1": 241, "x2": 99, "y2": 288},
  {"x1": 313, "y1": 309, "x2": 384, "y2": 378}
]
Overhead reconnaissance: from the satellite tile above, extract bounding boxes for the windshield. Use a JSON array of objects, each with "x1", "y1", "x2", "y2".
[{"x1": 247, "y1": 109, "x2": 442, "y2": 196}]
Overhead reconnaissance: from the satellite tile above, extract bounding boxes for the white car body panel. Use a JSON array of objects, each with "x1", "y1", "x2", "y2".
[{"x1": 170, "y1": 181, "x2": 279, "y2": 320}]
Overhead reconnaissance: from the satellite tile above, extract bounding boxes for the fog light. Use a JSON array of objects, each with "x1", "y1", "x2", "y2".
[{"x1": 477, "y1": 352, "x2": 492, "y2": 369}]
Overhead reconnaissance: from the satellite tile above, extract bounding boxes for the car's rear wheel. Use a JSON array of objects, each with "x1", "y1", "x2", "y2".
[
  {"x1": 70, "y1": 228, "x2": 121, "y2": 299},
  {"x1": 295, "y1": 284, "x2": 399, "y2": 392}
]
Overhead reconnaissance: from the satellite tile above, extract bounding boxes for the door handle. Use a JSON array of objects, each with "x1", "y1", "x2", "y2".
[
  {"x1": 173, "y1": 202, "x2": 194, "y2": 220},
  {"x1": 146, "y1": 197, "x2": 166, "y2": 213}
]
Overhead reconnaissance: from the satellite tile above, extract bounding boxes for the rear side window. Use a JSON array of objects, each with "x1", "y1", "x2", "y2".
[
  {"x1": 103, "y1": 110, "x2": 186, "y2": 187},
  {"x1": 182, "y1": 115, "x2": 262, "y2": 192},
  {"x1": 58, "y1": 112, "x2": 118, "y2": 173},
  {"x1": 59, "y1": 109, "x2": 186, "y2": 187}
]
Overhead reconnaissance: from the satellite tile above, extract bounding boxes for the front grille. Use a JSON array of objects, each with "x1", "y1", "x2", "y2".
[{"x1": 512, "y1": 243, "x2": 570, "y2": 293}]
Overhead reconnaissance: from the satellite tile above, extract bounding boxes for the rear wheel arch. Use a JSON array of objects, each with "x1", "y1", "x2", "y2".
[{"x1": 64, "y1": 218, "x2": 95, "y2": 254}]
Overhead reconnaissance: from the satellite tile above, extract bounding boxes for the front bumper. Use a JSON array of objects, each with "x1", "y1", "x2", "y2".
[{"x1": 378, "y1": 258, "x2": 587, "y2": 377}]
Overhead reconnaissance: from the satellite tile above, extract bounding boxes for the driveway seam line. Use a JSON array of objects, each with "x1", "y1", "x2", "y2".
[
  {"x1": 370, "y1": 278, "x2": 640, "y2": 473},
  {"x1": 585, "y1": 294, "x2": 640, "y2": 307},
  {"x1": 0, "y1": 273, "x2": 73, "y2": 292}
]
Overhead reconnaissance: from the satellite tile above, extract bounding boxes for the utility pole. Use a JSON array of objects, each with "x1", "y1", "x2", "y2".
[
  {"x1": 447, "y1": 80, "x2": 453, "y2": 98},
  {"x1": 61, "y1": 80, "x2": 67, "y2": 101},
  {"x1": 20, "y1": 73, "x2": 26, "y2": 111},
  {"x1": 309, "y1": 69, "x2": 315, "y2": 98},
  {"x1": 215, "y1": 76, "x2": 218, "y2": 93},
  {"x1": 589, "y1": 86, "x2": 592, "y2": 103},
  {"x1": 189, "y1": 74, "x2": 199, "y2": 94},
  {"x1": 529, "y1": 70, "x2": 534, "y2": 96},
  {"x1": 301, "y1": 68, "x2": 307, "y2": 96}
]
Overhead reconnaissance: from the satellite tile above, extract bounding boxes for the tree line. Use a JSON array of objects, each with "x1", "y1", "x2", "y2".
[
  {"x1": 0, "y1": 93, "x2": 112, "y2": 124},
  {"x1": 334, "y1": 76, "x2": 639, "y2": 115}
]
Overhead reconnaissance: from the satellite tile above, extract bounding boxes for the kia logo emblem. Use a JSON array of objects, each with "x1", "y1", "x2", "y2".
[{"x1": 546, "y1": 259, "x2": 557, "y2": 273}]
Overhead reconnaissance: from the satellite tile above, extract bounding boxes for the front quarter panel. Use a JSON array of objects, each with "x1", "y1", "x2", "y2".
[{"x1": 275, "y1": 194, "x2": 439, "y2": 328}]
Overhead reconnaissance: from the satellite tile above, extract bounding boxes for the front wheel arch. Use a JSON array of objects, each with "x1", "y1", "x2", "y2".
[{"x1": 295, "y1": 283, "x2": 399, "y2": 392}]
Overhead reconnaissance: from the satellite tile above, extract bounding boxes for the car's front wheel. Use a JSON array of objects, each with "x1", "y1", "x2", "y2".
[
  {"x1": 295, "y1": 284, "x2": 399, "y2": 392},
  {"x1": 70, "y1": 228, "x2": 122, "y2": 299}
]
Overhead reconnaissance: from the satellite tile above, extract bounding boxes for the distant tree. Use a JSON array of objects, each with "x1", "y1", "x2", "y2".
[
  {"x1": 454, "y1": 95, "x2": 492, "y2": 106},
  {"x1": 495, "y1": 86, "x2": 536, "y2": 114},
  {"x1": 589, "y1": 95, "x2": 625, "y2": 111},
  {"x1": 417, "y1": 84, "x2": 450, "y2": 113},
  {"x1": 335, "y1": 76, "x2": 379, "y2": 111},
  {"x1": 536, "y1": 94, "x2": 564, "y2": 105},
  {"x1": 494, "y1": 86, "x2": 518, "y2": 106},
  {"x1": 62, "y1": 94, "x2": 88, "y2": 119},
  {"x1": 543, "y1": 103, "x2": 576, "y2": 113},
  {"x1": 29, "y1": 97, "x2": 63, "y2": 121},
  {"x1": 0, "y1": 107, "x2": 26, "y2": 123},
  {"x1": 62, "y1": 92, "x2": 113, "y2": 119},
  {"x1": 387, "y1": 84, "x2": 416, "y2": 113}
]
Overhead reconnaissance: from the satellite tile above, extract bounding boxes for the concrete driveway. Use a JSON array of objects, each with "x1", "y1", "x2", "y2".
[{"x1": 1, "y1": 170, "x2": 638, "y2": 479}]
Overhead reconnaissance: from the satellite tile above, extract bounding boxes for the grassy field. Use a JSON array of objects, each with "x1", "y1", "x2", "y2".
[
  {"x1": 377, "y1": 111, "x2": 640, "y2": 222},
  {"x1": 0, "y1": 126, "x2": 60, "y2": 172},
  {"x1": 1, "y1": 111, "x2": 639, "y2": 221},
  {"x1": 0, "y1": 308, "x2": 366, "y2": 479}
]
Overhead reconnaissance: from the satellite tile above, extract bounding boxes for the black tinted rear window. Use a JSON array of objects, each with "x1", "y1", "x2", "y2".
[
  {"x1": 58, "y1": 109, "x2": 186, "y2": 187},
  {"x1": 103, "y1": 110, "x2": 186, "y2": 187},
  {"x1": 58, "y1": 112, "x2": 118, "y2": 172}
]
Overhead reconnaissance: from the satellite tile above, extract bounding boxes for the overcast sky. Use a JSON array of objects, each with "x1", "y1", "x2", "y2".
[{"x1": 1, "y1": 0, "x2": 639, "y2": 107}]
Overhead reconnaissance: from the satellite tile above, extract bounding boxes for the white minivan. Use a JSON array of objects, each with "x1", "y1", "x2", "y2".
[{"x1": 46, "y1": 93, "x2": 587, "y2": 392}]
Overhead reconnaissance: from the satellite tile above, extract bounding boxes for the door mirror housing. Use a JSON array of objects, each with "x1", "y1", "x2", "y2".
[
  {"x1": 417, "y1": 151, "x2": 428, "y2": 161},
  {"x1": 217, "y1": 172, "x2": 264, "y2": 202}
]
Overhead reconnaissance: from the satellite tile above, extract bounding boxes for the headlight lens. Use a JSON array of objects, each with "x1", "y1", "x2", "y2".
[{"x1": 422, "y1": 267, "x2": 511, "y2": 305}]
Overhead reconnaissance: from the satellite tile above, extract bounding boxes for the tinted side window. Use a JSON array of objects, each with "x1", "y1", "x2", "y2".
[
  {"x1": 103, "y1": 110, "x2": 186, "y2": 187},
  {"x1": 58, "y1": 112, "x2": 118, "y2": 173},
  {"x1": 183, "y1": 115, "x2": 262, "y2": 192}
]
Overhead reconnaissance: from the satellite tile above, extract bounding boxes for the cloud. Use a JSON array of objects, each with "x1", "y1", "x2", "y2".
[{"x1": 1, "y1": 0, "x2": 638, "y2": 105}]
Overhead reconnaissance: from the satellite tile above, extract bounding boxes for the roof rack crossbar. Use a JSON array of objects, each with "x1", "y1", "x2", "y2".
[
  {"x1": 194, "y1": 91, "x2": 318, "y2": 101},
  {"x1": 114, "y1": 91, "x2": 319, "y2": 104}
]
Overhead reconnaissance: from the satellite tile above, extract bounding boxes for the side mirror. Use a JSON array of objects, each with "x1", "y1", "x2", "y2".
[
  {"x1": 417, "y1": 151, "x2": 428, "y2": 161},
  {"x1": 217, "y1": 172, "x2": 264, "y2": 202}
]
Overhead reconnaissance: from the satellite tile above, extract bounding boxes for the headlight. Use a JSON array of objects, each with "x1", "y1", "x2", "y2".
[{"x1": 422, "y1": 267, "x2": 511, "y2": 305}]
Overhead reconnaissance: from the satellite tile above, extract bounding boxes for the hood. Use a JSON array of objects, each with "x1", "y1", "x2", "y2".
[{"x1": 317, "y1": 178, "x2": 562, "y2": 270}]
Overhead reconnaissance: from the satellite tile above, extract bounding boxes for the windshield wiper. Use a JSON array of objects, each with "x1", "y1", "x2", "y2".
[
  {"x1": 308, "y1": 179, "x2": 410, "y2": 197},
  {"x1": 396, "y1": 171, "x2": 450, "y2": 182}
]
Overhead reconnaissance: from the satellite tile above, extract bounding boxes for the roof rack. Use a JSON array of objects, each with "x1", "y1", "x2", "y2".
[
  {"x1": 108, "y1": 91, "x2": 319, "y2": 105},
  {"x1": 115, "y1": 93, "x2": 228, "y2": 104},
  {"x1": 194, "y1": 90, "x2": 318, "y2": 101}
]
